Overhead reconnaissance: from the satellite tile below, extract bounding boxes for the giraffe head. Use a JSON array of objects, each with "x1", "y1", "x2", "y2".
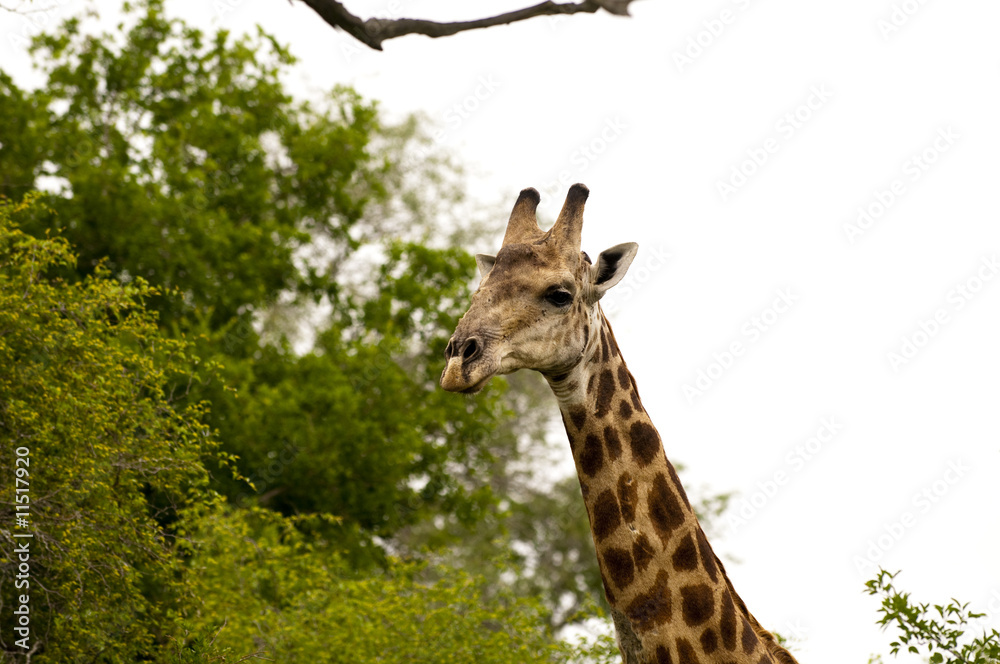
[{"x1": 441, "y1": 184, "x2": 638, "y2": 393}]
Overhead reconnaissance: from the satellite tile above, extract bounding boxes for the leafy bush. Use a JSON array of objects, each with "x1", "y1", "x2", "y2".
[
  {"x1": 0, "y1": 195, "x2": 615, "y2": 662},
  {"x1": 0, "y1": 195, "x2": 222, "y2": 660},
  {"x1": 867, "y1": 569, "x2": 1000, "y2": 664},
  {"x1": 0, "y1": 0, "x2": 523, "y2": 569},
  {"x1": 175, "y1": 505, "x2": 618, "y2": 664}
]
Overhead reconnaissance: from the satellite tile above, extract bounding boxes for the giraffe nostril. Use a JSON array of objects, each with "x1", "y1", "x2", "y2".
[
  {"x1": 446, "y1": 337, "x2": 483, "y2": 363},
  {"x1": 461, "y1": 337, "x2": 482, "y2": 362}
]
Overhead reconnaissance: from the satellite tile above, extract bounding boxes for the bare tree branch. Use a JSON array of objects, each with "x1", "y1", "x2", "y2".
[{"x1": 299, "y1": 0, "x2": 638, "y2": 51}]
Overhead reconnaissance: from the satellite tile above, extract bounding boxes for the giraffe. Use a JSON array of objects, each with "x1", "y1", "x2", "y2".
[{"x1": 440, "y1": 184, "x2": 800, "y2": 664}]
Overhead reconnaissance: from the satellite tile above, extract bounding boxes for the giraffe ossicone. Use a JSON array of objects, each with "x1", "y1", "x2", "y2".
[{"x1": 441, "y1": 184, "x2": 799, "y2": 664}]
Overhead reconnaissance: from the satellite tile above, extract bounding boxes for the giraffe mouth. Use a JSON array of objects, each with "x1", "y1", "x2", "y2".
[
  {"x1": 440, "y1": 356, "x2": 496, "y2": 394},
  {"x1": 457, "y1": 374, "x2": 494, "y2": 394}
]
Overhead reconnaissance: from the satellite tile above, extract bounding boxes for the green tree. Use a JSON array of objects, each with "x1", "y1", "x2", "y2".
[
  {"x1": 867, "y1": 569, "x2": 1000, "y2": 664},
  {"x1": 0, "y1": 195, "x2": 221, "y2": 660},
  {"x1": 0, "y1": 2, "x2": 731, "y2": 654},
  {"x1": 0, "y1": 0, "x2": 527, "y2": 567},
  {"x1": 174, "y1": 505, "x2": 618, "y2": 664},
  {"x1": 0, "y1": 195, "x2": 614, "y2": 662},
  {"x1": 8, "y1": 4, "x2": 379, "y2": 328},
  {"x1": 410, "y1": 457, "x2": 734, "y2": 630}
]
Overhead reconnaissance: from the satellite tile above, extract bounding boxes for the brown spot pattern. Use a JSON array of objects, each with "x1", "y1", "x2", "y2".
[
  {"x1": 696, "y1": 529, "x2": 719, "y2": 583},
  {"x1": 595, "y1": 369, "x2": 616, "y2": 418},
  {"x1": 656, "y1": 646, "x2": 673, "y2": 664},
  {"x1": 648, "y1": 473, "x2": 685, "y2": 544},
  {"x1": 617, "y1": 473, "x2": 637, "y2": 522},
  {"x1": 680, "y1": 584, "x2": 715, "y2": 626},
  {"x1": 671, "y1": 533, "x2": 699, "y2": 571},
  {"x1": 569, "y1": 407, "x2": 587, "y2": 431},
  {"x1": 741, "y1": 616, "x2": 759, "y2": 654},
  {"x1": 600, "y1": 327, "x2": 610, "y2": 362},
  {"x1": 625, "y1": 569, "x2": 672, "y2": 631},
  {"x1": 601, "y1": 570, "x2": 616, "y2": 604},
  {"x1": 700, "y1": 627, "x2": 718, "y2": 654},
  {"x1": 632, "y1": 534, "x2": 655, "y2": 573},
  {"x1": 603, "y1": 547, "x2": 634, "y2": 590},
  {"x1": 604, "y1": 425, "x2": 623, "y2": 461},
  {"x1": 608, "y1": 334, "x2": 620, "y2": 358},
  {"x1": 587, "y1": 373, "x2": 596, "y2": 394},
  {"x1": 592, "y1": 489, "x2": 621, "y2": 542},
  {"x1": 720, "y1": 590, "x2": 737, "y2": 650},
  {"x1": 617, "y1": 364, "x2": 630, "y2": 389},
  {"x1": 627, "y1": 372, "x2": 642, "y2": 409},
  {"x1": 629, "y1": 421, "x2": 660, "y2": 466},
  {"x1": 676, "y1": 638, "x2": 700, "y2": 664},
  {"x1": 667, "y1": 461, "x2": 693, "y2": 510},
  {"x1": 559, "y1": 411, "x2": 572, "y2": 441},
  {"x1": 733, "y1": 592, "x2": 752, "y2": 621},
  {"x1": 618, "y1": 399, "x2": 633, "y2": 419},
  {"x1": 580, "y1": 433, "x2": 604, "y2": 477}
]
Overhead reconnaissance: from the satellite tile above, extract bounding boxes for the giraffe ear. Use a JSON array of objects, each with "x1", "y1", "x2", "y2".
[
  {"x1": 590, "y1": 242, "x2": 638, "y2": 300},
  {"x1": 475, "y1": 254, "x2": 497, "y2": 279}
]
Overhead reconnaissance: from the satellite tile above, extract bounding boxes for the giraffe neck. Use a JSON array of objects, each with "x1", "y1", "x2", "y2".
[{"x1": 544, "y1": 310, "x2": 796, "y2": 664}]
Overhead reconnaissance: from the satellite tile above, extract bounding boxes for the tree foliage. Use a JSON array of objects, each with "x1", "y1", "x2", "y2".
[
  {"x1": 8, "y1": 2, "x2": 379, "y2": 328},
  {"x1": 176, "y1": 505, "x2": 618, "y2": 663},
  {"x1": 0, "y1": 195, "x2": 220, "y2": 660},
  {"x1": 9, "y1": 6, "x2": 992, "y2": 663},
  {"x1": 0, "y1": 0, "x2": 525, "y2": 568},
  {"x1": 0, "y1": 1, "x2": 621, "y2": 660},
  {"x1": 0, "y1": 194, "x2": 615, "y2": 662},
  {"x1": 867, "y1": 569, "x2": 1000, "y2": 664}
]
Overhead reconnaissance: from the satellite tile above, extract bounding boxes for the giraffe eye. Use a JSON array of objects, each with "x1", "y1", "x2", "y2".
[{"x1": 545, "y1": 289, "x2": 573, "y2": 307}]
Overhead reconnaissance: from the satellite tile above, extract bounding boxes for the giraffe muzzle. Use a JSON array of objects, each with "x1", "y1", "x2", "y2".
[{"x1": 441, "y1": 334, "x2": 493, "y2": 393}]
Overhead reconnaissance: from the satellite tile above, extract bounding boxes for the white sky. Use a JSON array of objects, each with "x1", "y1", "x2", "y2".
[{"x1": 3, "y1": 1, "x2": 999, "y2": 662}]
